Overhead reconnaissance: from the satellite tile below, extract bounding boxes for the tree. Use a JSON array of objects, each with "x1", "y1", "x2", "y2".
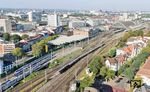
[
  {"x1": 100, "y1": 66, "x2": 108, "y2": 77},
  {"x1": 32, "y1": 43, "x2": 43, "y2": 57},
  {"x1": 12, "y1": 48, "x2": 24, "y2": 59},
  {"x1": 107, "y1": 70, "x2": 115, "y2": 80},
  {"x1": 145, "y1": 31, "x2": 150, "y2": 37},
  {"x1": 124, "y1": 67, "x2": 134, "y2": 81},
  {"x1": 89, "y1": 56, "x2": 103, "y2": 74},
  {"x1": 3, "y1": 33, "x2": 10, "y2": 41},
  {"x1": 21, "y1": 34, "x2": 29, "y2": 40},
  {"x1": 108, "y1": 48, "x2": 116, "y2": 57},
  {"x1": 80, "y1": 76, "x2": 94, "y2": 91},
  {"x1": 135, "y1": 30, "x2": 144, "y2": 37},
  {"x1": 11, "y1": 34, "x2": 22, "y2": 43},
  {"x1": 142, "y1": 46, "x2": 150, "y2": 54},
  {"x1": 134, "y1": 76, "x2": 143, "y2": 87}
]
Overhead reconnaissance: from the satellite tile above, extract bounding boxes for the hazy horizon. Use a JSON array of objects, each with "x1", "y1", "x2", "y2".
[{"x1": 0, "y1": 0, "x2": 150, "y2": 11}]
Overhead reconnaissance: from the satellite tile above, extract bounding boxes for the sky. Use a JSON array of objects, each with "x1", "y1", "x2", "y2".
[{"x1": 0, "y1": 0, "x2": 150, "y2": 11}]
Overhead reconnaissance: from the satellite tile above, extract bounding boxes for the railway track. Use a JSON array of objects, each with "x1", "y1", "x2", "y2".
[
  {"x1": 9, "y1": 32, "x2": 111, "y2": 92},
  {"x1": 37, "y1": 37, "x2": 118, "y2": 92},
  {"x1": 10, "y1": 59, "x2": 72, "y2": 92},
  {"x1": 37, "y1": 30, "x2": 124, "y2": 92}
]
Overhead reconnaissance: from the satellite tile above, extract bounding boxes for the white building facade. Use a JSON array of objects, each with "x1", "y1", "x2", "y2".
[
  {"x1": 48, "y1": 14, "x2": 61, "y2": 27},
  {"x1": 0, "y1": 19, "x2": 12, "y2": 33},
  {"x1": 27, "y1": 11, "x2": 41, "y2": 22},
  {"x1": 69, "y1": 20, "x2": 86, "y2": 28}
]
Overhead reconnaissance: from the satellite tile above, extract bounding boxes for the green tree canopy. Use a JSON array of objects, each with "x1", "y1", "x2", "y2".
[
  {"x1": 89, "y1": 56, "x2": 103, "y2": 74},
  {"x1": 145, "y1": 31, "x2": 150, "y2": 37},
  {"x1": 124, "y1": 67, "x2": 134, "y2": 81},
  {"x1": 107, "y1": 70, "x2": 115, "y2": 80},
  {"x1": 12, "y1": 47, "x2": 24, "y2": 57},
  {"x1": 3, "y1": 33, "x2": 10, "y2": 41},
  {"x1": 117, "y1": 30, "x2": 144, "y2": 47},
  {"x1": 135, "y1": 30, "x2": 144, "y2": 37},
  {"x1": 80, "y1": 76, "x2": 94, "y2": 91},
  {"x1": 100, "y1": 66, "x2": 108, "y2": 77},
  {"x1": 11, "y1": 34, "x2": 22, "y2": 43},
  {"x1": 32, "y1": 43, "x2": 43, "y2": 57},
  {"x1": 31, "y1": 35, "x2": 59, "y2": 55},
  {"x1": 21, "y1": 34, "x2": 29, "y2": 40},
  {"x1": 108, "y1": 48, "x2": 116, "y2": 58}
]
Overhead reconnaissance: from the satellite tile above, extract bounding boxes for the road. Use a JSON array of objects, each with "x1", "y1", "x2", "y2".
[{"x1": 37, "y1": 31, "x2": 124, "y2": 92}]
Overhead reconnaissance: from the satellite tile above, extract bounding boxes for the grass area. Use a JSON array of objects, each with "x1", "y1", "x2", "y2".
[
  {"x1": 22, "y1": 71, "x2": 43, "y2": 83},
  {"x1": 17, "y1": 70, "x2": 44, "y2": 87},
  {"x1": 77, "y1": 68, "x2": 87, "y2": 80},
  {"x1": 49, "y1": 49, "x2": 83, "y2": 68}
]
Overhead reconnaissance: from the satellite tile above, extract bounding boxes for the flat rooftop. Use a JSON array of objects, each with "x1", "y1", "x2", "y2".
[{"x1": 49, "y1": 35, "x2": 88, "y2": 45}]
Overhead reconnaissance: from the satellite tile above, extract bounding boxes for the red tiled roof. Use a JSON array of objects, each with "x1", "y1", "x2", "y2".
[{"x1": 123, "y1": 45, "x2": 134, "y2": 54}]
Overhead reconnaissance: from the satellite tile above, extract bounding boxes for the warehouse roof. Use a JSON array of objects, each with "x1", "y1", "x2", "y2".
[{"x1": 49, "y1": 35, "x2": 88, "y2": 45}]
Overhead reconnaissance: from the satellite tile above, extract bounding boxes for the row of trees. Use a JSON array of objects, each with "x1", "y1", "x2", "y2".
[
  {"x1": 118, "y1": 42, "x2": 150, "y2": 81},
  {"x1": 79, "y1": 56, "x2": 102, "y2": 91},
  {"x1": 89, "y1": 56, "x2": 103, "y2": 74},
  {"x1": 3, "y1": 33, "x2": 29, "y2": 42},
  {"x1": 32, "y1": 35, "x2": 58, "y2": 57}
]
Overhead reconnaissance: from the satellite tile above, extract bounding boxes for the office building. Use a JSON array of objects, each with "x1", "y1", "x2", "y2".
[
  {"x1": 27, "y1": 11, "x2": 41, "y2": 22},
  {"x1": 48, "y1": 14, "x2": 60, "y2": 27}
]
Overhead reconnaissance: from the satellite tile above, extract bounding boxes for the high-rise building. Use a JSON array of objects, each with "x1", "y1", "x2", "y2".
[
  {"x1": 27, "y1": 11, "x2": 41, "y2": 22},
  {"x1": 48, "y1": 14, "x2": 60, "y2": 27},
  {"x1": 0, "y1": 19, "x2": 12, "y2": 33},
  {"x1": 123, "y1": 13, "x2": 128, "y2": 20}
]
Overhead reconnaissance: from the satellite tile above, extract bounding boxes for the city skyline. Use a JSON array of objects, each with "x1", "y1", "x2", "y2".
[{"x1": 0, "y1": 0, "x2": 150, "y2": 11}]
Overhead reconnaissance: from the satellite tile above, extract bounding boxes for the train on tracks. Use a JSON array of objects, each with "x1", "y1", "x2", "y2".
[
  {"x1": 0, "y1": 42, "x2": 105, "y2": 91},
  {"x1": 0, "y1": 54, "x2": 54, "y2": 91},
  {"x1": 57, "y1": 43, "x2": 105, "y2": 74}
]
